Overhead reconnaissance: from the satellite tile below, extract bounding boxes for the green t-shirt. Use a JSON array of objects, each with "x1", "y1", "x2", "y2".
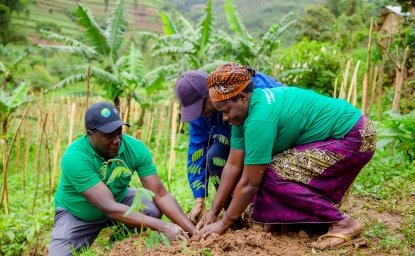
[
  {"x1": 54, "y1": 134, "x2": 157, "y2": 221},
  {"x1": 231, "y1": 87, "x2": 362, "y2": 165}
]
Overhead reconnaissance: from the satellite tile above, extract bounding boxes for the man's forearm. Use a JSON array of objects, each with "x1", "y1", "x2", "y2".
[
  {"x1": 105, "y1": 202, "x2": 166, "y2": 231},
  {"x1": 154, "y1": 193, "x2": 196, "y2": 235}
]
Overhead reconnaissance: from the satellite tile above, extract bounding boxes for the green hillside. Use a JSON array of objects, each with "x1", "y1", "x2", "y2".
[
  {"x1": 13, "y1": 0, "x2": 165, "y2": 42},
  {"x1": 167, "y1": 0, "x2": 324, "y2": 35},
  {"x1": 14, "y1": 0, "x2": 324, "y2": 43}
]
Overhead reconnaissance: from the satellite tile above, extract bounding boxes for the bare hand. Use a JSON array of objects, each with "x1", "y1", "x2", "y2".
[
  {"x1": 188, "y1": 198, "x2": 205, "y2": 224},
  {"x1": 161, "y1": 222, "x2": 189, "y2": 241},
  {"x1": 199, "y1": 220, "x2": 228, "y2": 239},
  {"x1": 196, "y1": 209, "x2": 218, "y2": 230}
]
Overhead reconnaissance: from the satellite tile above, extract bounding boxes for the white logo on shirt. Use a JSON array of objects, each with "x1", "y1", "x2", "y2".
[{"x1": 263, "y1": 88, "x2": 275, "y2": 104}]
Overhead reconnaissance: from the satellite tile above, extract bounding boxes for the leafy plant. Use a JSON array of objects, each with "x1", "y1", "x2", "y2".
[
  {"x1": 40, "y1": 0, "x2": 127, "y2": 107},
  {"x1": 143, "y1": 228, "x2": 170, "y2": 249},
  {"x1": 217, "y1": 0, "x2": 296, "y2": 73},
  {"x1": 376, "y1": 110, "x2": 415, "y2": 162},
  {"x1": 0, "y1": 81, "x2": 30, "y2": 135},
  {"x1": 144, "y1": 0, "x2": 223, "y2": 72},
  {"x1": 276, "y1": 39, "x2": 343, "y2": 95}
]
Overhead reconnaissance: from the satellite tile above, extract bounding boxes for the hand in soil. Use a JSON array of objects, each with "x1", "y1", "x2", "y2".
[
  {"x1": 198, "y1": 220, "x2": 228, "y2": 239},
  {"x1": 161, "y1": 222, "x2": 189, "y2": 241},
  {"x1": 188, "y1": 198, "x2": 205, "y2": 224},
  {"x1": 196, "y1": 210, "x2": 218, "y2": 230}
]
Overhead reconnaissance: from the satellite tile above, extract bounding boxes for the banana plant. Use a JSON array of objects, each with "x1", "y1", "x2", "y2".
[
  {"x1": 142, "y1": 0, "x2": 225, "y2": 73},
  {"x1": 40, "y1": 0, "x2": 127, "y2": 108},
  {"x1": 218, "y1": 0, "x2": 296, "y2": 73},
  {"x1": 0, "y1": 80, "x2": 30, "y2": 135},
  {"x1": 376, "y1": 110, "x2": 415, "y2": 162},
  {"x1": 117, "y1": 43, "x2": 176, "y2": 126}
]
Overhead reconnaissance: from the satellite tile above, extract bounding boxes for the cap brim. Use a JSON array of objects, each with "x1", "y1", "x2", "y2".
[
  {"x1": 96, "y1": 120, "x2": 130, "y2": 133},
  {"x1": 180, "y1": 98, "x2": 204, "y2": 122}
]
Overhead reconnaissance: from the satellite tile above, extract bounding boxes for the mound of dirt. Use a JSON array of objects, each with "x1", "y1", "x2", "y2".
[
  {"x1": 109, "y1": 194, "x2": 412, "y2": 255},
  {"x1": 109, "y1": 223, "x2": 326, "y2": 256}
]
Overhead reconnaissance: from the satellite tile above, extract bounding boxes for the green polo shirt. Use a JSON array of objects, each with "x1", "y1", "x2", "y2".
[
  {"x1": 54, "y1": 134, "x2": 157, "y2": 221},
  {"x1": 231, "y1": 87, "x2": 362, "y2": 164}
]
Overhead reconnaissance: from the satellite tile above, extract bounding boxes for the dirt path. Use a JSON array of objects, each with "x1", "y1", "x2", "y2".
[{"x1": 109, "y1": 195, "x2": 414, "y2": 255}]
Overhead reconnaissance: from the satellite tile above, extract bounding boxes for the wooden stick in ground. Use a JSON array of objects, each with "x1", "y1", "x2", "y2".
[
  {"x1": 153, "y1": 104, "x2": 165, "y2": 163},
  {"x1": 68, "y1": 102, "x2": 76, "y2": 145},
  {"x1": 362, "y1": 17, "x2": 374, "y2": 114},
  {"x1": 0, "y1": 105, "x2": 30, "y2": 213},
  {"x1": 367, "y1": 66, "x2": 379, "y2": 114},
  {"x1": 339, "y1": 60, "x2": 351, "y2": 99},
  {"x1": 51, "y1": 137, "x2": 61, "y2": 193},
  {"x1": 32, "y1": 113, "x2": 48, "y2": 214},
  {"x1": 168, "y1": 102, "x2": 179, "y2": 184},
  {"x1": 0, "y1": 139, "x2": 7, "y2": 214},
  {"x1": 146, "y1": 106, "x2": 156, "y2": 146},
  {"x1": 347, "y1": 60, "x2": 360, "y2": 104},
  {"x1": 23, "y1": 117, "x2": 31, "y2": 194},
  {"x1": 392, "y1": 46, "x2": 409, "y2": 113},
  {"x1": 376, "y1": 40, "x2": 389, "y2": 119},
  {"x1": 15, "y1": 129, "x2": 20, "y2": 172},
  {"x1": 362, "y1": 73, "x2": 369, "y2": 114},
  {"x1": 86, "y1": 65, "x2": 91, "y2": 111},
  {"x1": 42, "y1": 116, "x2": 52, "y2": 201},
  {"x1": 333, "y1": 77, "x2": 338, "y2": 98}
]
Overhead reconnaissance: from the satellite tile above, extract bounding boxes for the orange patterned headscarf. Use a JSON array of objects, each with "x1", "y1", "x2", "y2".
[{"x1": 207, "y1": 62, "x2": 255, "y2": 102}]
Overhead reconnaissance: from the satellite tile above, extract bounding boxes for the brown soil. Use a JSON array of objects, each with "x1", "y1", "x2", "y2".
[{"x1": 109, "y1": 195, "x2": 414, "y2": 256}]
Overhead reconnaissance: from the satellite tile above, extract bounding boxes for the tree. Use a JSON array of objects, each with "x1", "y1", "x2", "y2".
[
  {"x1": 396, "y1": 0, "x2": 415, "y2": 12},
  {"x1": 143, "y1": 0, "x2": 222, "y2": 73},
  {"x1": 217, "y1": 0, "x2": 295, "y2": 74},
  {"x1": 0, "y1": 0, "x2": 28, "y2": 44},
  {"x1": 40, "y1": 0, "x2": 128, "y2": 108}
]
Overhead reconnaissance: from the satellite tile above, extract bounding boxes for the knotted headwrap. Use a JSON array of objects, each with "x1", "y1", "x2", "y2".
[{"x1": 207, "y1": 62, "x2": 256, "y2": 102}]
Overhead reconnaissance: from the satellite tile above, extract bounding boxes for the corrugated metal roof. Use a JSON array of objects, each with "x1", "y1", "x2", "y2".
[{"x1": 385, "y1": 5, "x2": 410, "y2": 17}]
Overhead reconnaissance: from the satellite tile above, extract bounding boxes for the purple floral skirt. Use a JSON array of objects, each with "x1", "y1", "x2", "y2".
[{"x1": 251, "y1": 115, "x2": 376, "y2": 224}]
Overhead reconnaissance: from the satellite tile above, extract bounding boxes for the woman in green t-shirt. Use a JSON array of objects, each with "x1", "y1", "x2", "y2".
[{"x1": 196, "y1": 63, "x2": 376, "y2": 250}]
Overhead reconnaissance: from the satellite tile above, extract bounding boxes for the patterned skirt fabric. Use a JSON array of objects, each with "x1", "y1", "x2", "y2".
[{"x1": 251, "y1": 115, "x2": 376, "y2": 224}]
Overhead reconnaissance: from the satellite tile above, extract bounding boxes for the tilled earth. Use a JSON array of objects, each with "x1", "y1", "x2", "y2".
[{"x1": 109, "y1": 195, "x2": 413, "y2": 256}]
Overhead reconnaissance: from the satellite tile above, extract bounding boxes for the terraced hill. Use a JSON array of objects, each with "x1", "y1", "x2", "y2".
[{"x1": 14, "y1": 0, "x2": 164, "y2": 42}]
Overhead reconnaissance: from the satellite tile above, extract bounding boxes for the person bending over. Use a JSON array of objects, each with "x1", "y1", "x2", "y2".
[
  {"x1": 175, "y1": 66, "x2": 283, "y2": 223},
  {"x1": 197, "y1": 63, "x2": 376, "y2": 250}
]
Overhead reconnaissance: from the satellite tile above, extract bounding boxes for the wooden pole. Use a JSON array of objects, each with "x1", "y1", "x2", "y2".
[
  {"x1": 32, "y1": 113, "x2": 48, "y2": 214},
  {"x1": 347, "y1": 60, "x2": 360, "y2": 104},
  {"x1": 51, "y1": 137, "x2": 61, "y2": 193},
  {"x1": 68, "y1": 102, "x2": 76, "y2": 144},
  {"x1": 340, "y1": 60, "x2": 351, "y2": 99},
  {"x1": 333, "y1": 77, "x2": 338, "y2": 98},
  {"x1": 23, "y1": 118, "x2": 31, "y2": 194},
  {"x1": 392, "y1": 46, "x2": 409, "y2": 113},
  {"x1": 153, "y1": 104, "x2": 165, "y2": 163},
  {"x1": 362, "y1": 17, "x2": 374, "y2": 114},
  {"x1": 0, "y1": 105, "x2": 30, "y2": 213},
  {"x1": 168, "y1": 102, "x2": 179, "y2": 183},
  {"x1": 86, "y1": 65, "x2": 91, "y2": 111}
]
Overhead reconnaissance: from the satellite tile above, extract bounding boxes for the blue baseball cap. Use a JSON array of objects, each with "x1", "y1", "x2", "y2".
[
  {"x1": 85, "y1": 102, "x2": 130, "y2": 133},
  {"x1": 175, "y1": 70, "x2": 209, "y2": 122}
]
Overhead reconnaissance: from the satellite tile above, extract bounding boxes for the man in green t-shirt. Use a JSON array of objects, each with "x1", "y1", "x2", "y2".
[{"x1": 49, "y1": 102, "x2": 195, "y2": 256}]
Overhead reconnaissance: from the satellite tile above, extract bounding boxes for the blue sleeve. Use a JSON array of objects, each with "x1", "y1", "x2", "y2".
[
  {"x1": 253, "y1": 72, "x2": 284, "y2": 89},
  {"x1": 187, "y1": 118, "x2": 210, "y2": 198}
]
